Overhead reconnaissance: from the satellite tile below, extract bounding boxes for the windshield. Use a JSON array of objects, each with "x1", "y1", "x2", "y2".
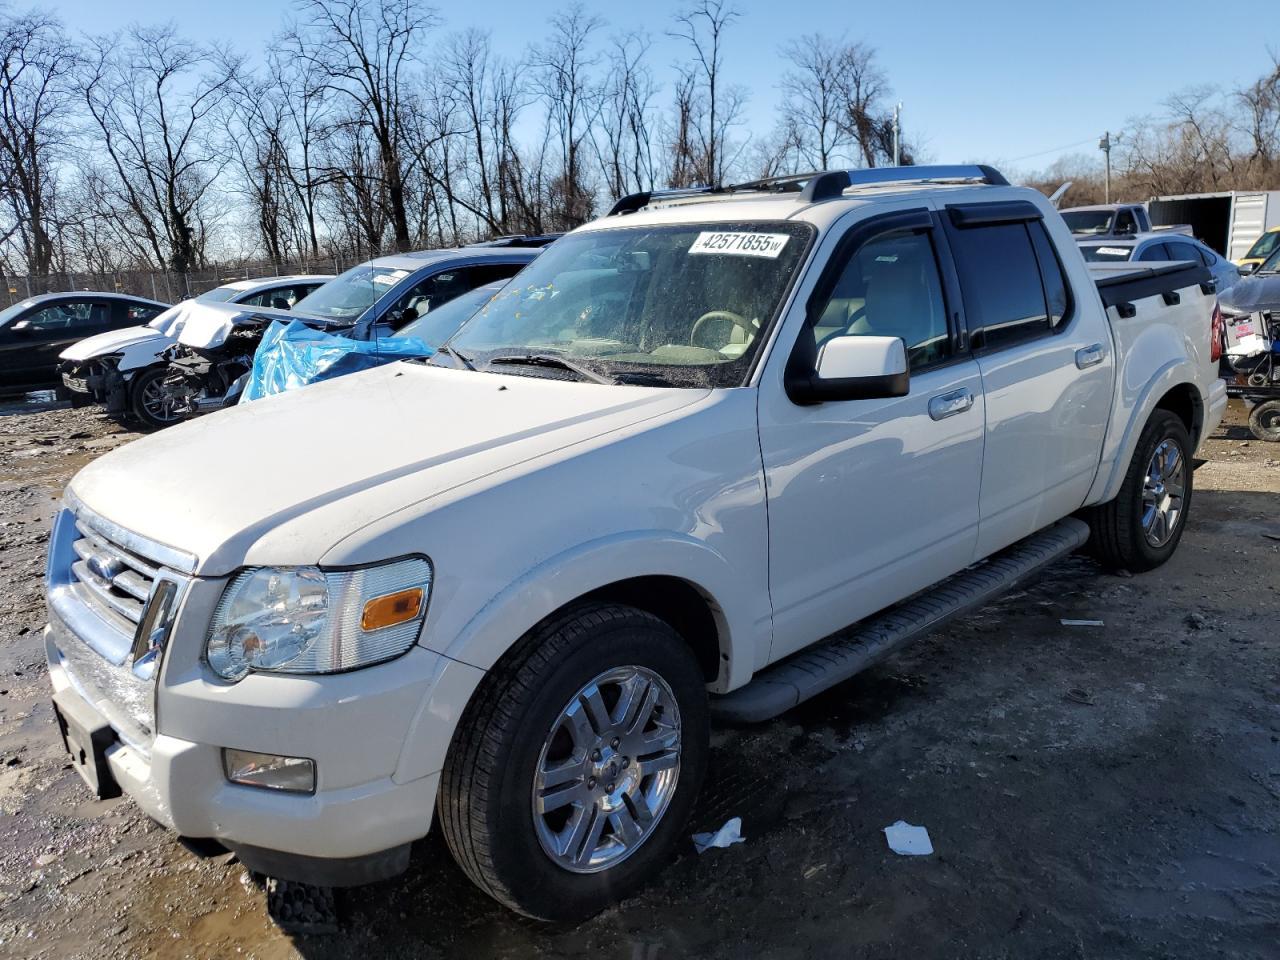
[
  {"x1": 290, "y1": 264, "x2": 409, "y2": 323},
  {"x1": 195, "y1": 285, "x2": 242, "y2": 303},
  {"x1": 446, "y1": 221, "x2": 813, "y2": 387},
  {"x1": 1245, "y1": 231, "x2": 1280, "y2": 263},
  {"x1": 1062, "y1": 210, "x2": 1114, "y2": 235},
  {"x1": 1079, "y1": 244, "x2": 1135, "y2": 263},
  {"x1": 395, "y1": 283, "x2": 501, "y2": 347},
  {"x1": 1259, "y1": 246, "x2": 1280, "y2": 274},
  {"x1": 0, "y1": 299, "x2": 37, "y2": 328}
]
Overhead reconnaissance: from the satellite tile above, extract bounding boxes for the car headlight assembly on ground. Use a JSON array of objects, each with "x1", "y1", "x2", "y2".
[{"x1": 205, "y1": 558, "x2": 431, "y2": 681}]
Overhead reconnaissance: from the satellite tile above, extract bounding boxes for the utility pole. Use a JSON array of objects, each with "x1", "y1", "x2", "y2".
[
  {"x1": 892, "y1": 102, "x2": 903, "y2": 166},
  {"x1": 1099, "y1": 131, "x2": 1113, "y2": 204}
]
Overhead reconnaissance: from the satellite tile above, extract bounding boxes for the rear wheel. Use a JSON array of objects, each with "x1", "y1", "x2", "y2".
[
  {"x1": 129, "y1": 366, "x2": 180, "y2": 430},
  {"x1": 439, "y1": 602, "x2": 708, "y2": 921},
  {"x1": 1085, "y1": 410, "x2": 1193, "y2": 572},
  {"x1": 1247, "y1": 400, "x2": 1280, "y2": 442}
]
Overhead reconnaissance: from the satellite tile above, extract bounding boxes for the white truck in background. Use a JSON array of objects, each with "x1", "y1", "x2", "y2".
[{"x1": 43, "y1": 165, "x2": 1225, "y2": 922}]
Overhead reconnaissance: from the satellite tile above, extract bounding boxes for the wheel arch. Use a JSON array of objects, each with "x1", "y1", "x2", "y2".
[{"x1": 1089, "y1": 360, "x2": 1206, "y2": 505}]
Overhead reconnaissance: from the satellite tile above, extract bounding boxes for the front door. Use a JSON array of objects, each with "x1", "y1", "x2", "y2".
[
  {"x1": 0, "y1": 298, "x2": 113, "y2": 391},
  {"x1": 757, "y1": 207, "x2": 986, "y2": 662}
]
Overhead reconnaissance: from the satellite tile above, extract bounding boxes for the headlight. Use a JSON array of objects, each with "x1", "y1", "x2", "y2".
[{"x1": 205, "y1": 557, "x2": 431, "y2": 681}]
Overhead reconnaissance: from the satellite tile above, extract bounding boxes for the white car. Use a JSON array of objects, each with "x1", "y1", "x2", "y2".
[
  {"x1": 44, "y1": 166, "x2": 1225, "y2": 922},
  {"x1": 58, "y1": 275, "x2": 330, "y2": 428}
]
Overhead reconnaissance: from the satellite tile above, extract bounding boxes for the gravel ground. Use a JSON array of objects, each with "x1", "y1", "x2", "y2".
[{"x1": 1, "y1": 397, "x2": 1278, "y2": 960}]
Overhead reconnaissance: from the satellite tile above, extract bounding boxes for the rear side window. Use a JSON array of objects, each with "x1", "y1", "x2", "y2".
[
  {"x1": 469, "y1": 262, "x2": 527, "y2": 286},
  {"x1": 948, "y1": 221, "x2": 1063, "y2": 351},
  {"x1": 1138, "y1": 243, "x2": 1170, "y2": 262},
  {"x1": 1165, "y1": 241, "x2": 1203, "y2": 265}
]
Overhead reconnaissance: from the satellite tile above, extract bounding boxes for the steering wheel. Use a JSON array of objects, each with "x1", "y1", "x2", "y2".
[{"x1": 689, "y1": 310, "x2": 753, "y2": 349}]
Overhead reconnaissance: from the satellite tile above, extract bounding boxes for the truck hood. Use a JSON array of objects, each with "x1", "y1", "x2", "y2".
[
  {"x1": 1219, "y1": 272, "x2": 1280, "y2": 315},
  {"x1": 60, "y1": 325, "x2": 166, "y2": 362},
  {"x1": 69, "y1": 362, "x2": 710, "y2": 575}
]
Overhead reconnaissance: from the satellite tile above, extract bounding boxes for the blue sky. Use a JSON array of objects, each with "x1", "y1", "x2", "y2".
[{"x1": 40, "y1": 0, "x2": 1280, "y2": 177}]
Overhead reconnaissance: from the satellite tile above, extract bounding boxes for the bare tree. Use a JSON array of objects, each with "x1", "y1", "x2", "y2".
[
  {"x1": 778, "y1": 33, "x2": 849, "y2": 170},
  {"x1": 296, "y1": 0, "x2": 436, "y2": 252},
  {"x1": 0, "y1": 10, "x2": 77, "y2": 277},
  {"x1": 591, "y1": 31, "x2": 658, "y2": 199},
  {"x1": 80, "y1": 26, "x2": 240, "y2": 287},
  {"x1": 668, "y1": 0, "x2": 743, "y2": 186},
  {"x1": 532, "y1": 4, "x2": 602, "y2": 228}
]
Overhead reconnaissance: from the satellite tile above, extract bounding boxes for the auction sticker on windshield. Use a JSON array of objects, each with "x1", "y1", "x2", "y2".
[{"x1": 689, "y1": 231, "x2": 790, "y2": 258}]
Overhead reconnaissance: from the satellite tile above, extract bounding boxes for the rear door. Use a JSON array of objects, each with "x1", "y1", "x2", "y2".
[
  {"x1": 758, "y1": 205, "x2": 986, "y2": 661},
  {"x1": 941, "y1": 200, "x2": 1114, "y2": 558}
]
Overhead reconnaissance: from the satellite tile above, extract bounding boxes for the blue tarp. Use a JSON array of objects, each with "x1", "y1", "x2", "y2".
[{"x1": 240, "y1": 320, "x2": 435, "y2": 403}]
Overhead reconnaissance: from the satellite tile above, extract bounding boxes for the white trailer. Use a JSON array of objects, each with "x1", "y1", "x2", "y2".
[{"x1": 1148, "y1": 190, "x2": 1280, "y2": 262}]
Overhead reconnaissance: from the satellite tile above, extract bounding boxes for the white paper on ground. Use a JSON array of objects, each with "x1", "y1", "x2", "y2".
[
  {"x1": 883, "y1": 820, "x2": 933, "y2": 856},
  {"x1": 692, "y1": 816, "x2": 745, "y2": 854}
]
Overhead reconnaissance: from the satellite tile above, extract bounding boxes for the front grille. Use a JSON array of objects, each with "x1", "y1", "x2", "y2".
[
  {"x1": 70, "y1": 518, "x2": 159, "y2": 630},
  {"x1": 47, "y1": 503, "x2": 195, "y2": 754}
]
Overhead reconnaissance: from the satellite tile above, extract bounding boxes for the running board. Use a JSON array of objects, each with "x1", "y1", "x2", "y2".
[{"x1": 710, "y1": 518, "x2": 1091, "y2": 724}]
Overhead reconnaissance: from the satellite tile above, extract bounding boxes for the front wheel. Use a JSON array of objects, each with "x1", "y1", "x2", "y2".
[
  {"x1": 439, "y1": 603, "x2": 709, "y2": 921},
  {"x1": 1084, "y1": 410, "x2": 1193, "y2": 572},
  {"x1": 129, "y1": 366, "x2": 182, "y2": 430}
]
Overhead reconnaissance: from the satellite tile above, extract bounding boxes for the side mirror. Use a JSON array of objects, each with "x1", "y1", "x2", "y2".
[
  {"x1": 787, "y1": 335, "x2": 909, "y2": 403},
  {"x1": 10, "y1": 319, "x2": 32, "y2": 334},
  {"x1": 1241, "y1": 262, "x2": 1259, "y2": 275}
]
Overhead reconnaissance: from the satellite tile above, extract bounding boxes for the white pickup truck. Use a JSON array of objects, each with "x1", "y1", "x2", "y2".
[{"x1": 44, "y1": 165, "x2": 1226, "y2": 922}]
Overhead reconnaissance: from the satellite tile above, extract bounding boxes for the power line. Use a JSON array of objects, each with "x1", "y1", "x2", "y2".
[{"x1": 1007, "y1": 137, "x2": 1101, "y2": 164}]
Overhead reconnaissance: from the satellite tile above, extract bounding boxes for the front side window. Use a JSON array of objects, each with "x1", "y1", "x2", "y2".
[
  {"x1": 804, "y1": 227, "x2": 950, "y2": 370},
  {"x1": 386, "y1": 270, "x2": 471, "y2": 329},
  {"x1": 22, "y1": 300, "x2": 109, "y2": 331},
  {"x1": 447, "y1": 221, "x2": 814, "y2": 387},
  {"x1": 949, "y1": 222, "x2": 1055, "y2": 351},
  {"x1": 396, "y1": 283, "x2": 501, "y2": 347},
  {"x1": 290, "y1": 264, "x2": 412, "y2": 324}
]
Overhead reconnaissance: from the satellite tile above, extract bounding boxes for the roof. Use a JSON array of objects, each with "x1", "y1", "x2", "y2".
[
  {"x1": 577, "y1": 165, "x2": 1023, "y2": 234},
  {"x1": 214, "y1": 275, "x2": 332, "y2": 291},
  {"x1": 1078, "y1": 232, "x2": 1205, "y2": 247},
  {"x1": 5, "y1": 291, "x2": 168, "y2": 307},
  {"x1": 366, "y1": 246, "x2": 543, "y2": 271}
]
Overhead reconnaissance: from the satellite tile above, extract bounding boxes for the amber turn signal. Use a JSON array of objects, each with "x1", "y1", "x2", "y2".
[{"x1": 361, "y1": 587, "x2": 424, "y2": 631}]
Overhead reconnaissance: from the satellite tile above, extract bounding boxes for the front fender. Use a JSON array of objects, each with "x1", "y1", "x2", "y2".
[
  {"x1": 391, "y1": 531, "x2": 764, "y2": 786},
  {"x1": 428, "y1": 529, "x2": 761, "y2": 690}
]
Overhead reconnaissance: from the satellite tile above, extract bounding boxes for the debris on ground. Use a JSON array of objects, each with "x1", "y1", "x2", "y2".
[
  {"x1": 692, "y1": 817, "x2": 745, "y2": 853},
  {"x1": 1060, "y1": 619, "x2": 1105, "y2": 627},
  {"x1": 883, "y1": 821, "x2": 933, "y2": 856}
]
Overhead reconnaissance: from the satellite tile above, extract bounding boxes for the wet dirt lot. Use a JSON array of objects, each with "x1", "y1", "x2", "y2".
[{"x1": 1, "y1": 397, "x2": 1278, "y2": 960}]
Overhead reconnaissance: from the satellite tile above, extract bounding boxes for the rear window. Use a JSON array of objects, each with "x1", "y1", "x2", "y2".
[
  {"x1": 948, "y1": 220, "x2": 1069, "y2": 351},
  {"x1": 1062, "y1": 210, "x2": 1113, "y2": 235}
]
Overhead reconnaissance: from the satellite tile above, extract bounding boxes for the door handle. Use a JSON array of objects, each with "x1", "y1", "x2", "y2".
[
  {"x1": 1075, "y1": 343, "x2": 1105, "y2": 369},
  {"x1": 928, "y1": 387, "x2": 974, "y2": 421}
]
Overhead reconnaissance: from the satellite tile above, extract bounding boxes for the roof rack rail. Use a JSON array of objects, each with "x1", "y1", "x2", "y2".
[
  {"x1": 608, "y1": 186, "x2": 718, "y2": 216},
  {"x1": 606, "y1": 165, "x2": 1010, "y2": 216}
]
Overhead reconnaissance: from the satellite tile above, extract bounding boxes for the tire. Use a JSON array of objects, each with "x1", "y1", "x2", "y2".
[
  {"x1": 439, "y1": 602, "x2": 709, "y2": 921},
  {"x1": 1085, "y1": 410, "x2": 1193, "y2": 572},
  {"x1": 129, "y1": 366, "x2": 181, "y2": 430},
  {"x1": 1247, "y1": 400, "x2": 1280, "y2": 442}
]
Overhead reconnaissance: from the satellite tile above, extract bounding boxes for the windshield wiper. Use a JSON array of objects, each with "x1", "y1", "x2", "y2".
[
  {"x1": 487, "y1": 352, "x2": 614, "y2": 384},
  {"x1": 434, "y1": 343, "x2": 476, "y2": 370}
]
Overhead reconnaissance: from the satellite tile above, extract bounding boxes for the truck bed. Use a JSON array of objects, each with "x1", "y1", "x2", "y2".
[{"x1": 1088, "y1": 260, "x2": 1213, "y2": 308}]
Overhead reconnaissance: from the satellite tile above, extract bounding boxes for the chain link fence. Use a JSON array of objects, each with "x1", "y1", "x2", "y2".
[{"x1": 0, "y1": 249, "x2": 401, "y2": 308}]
